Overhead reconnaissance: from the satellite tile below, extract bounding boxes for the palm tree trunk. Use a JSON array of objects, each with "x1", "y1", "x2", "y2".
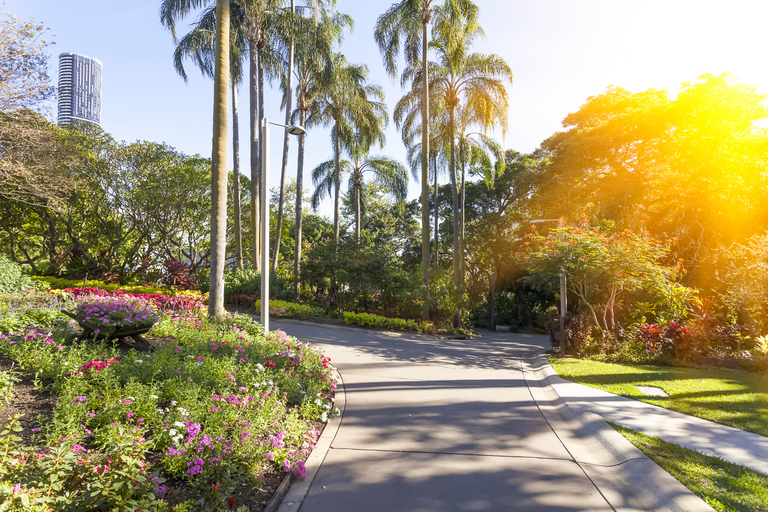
[
  {"x1": 258, "y1": 45, "x2": 266, "y2": 270},
  {"x1": 249, "y1": 41, "x2": 260, "y2": 270},
  {"x1": 272, "y1": 0, "x2": 296, "y2": 273},
  {"x1": 449, "y1": 105, "x2": 461, "y2": 327},
  {"x1": 333, "y1": 124, "x2": 341, "y2": 243},
  {"x1": 433, "y1": 153, "x2": 438, "y2": 266},
  {"x1": 460, "y1": 153, "x2": 466, "y2": 278},
  {"x1": 355, "y1": 181, "x2": 361, "y2": 242},
  {"x1": 232, "y1": 82, "x2": 243, "y2": 270},
  {"x1": 208, "y1": 0, "x2": 230, "y2": 320},
  {"x1": 294, "y1": 108, "x2": 306, "y2": 300},
  {"x1": 420, "y1": 13, "x2": 431, "y2": 320},
  {"x1": 488, "y1": 266, "x2": 497, "y2": 328}
]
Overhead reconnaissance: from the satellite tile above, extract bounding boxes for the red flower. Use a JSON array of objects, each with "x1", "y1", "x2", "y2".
[{"x1": 226, "y1": 497, "x2": 237, "y2": 508}]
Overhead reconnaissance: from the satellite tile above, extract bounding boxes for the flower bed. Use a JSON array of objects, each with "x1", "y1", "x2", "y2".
[
  {"x1": 0, "y1": 311, "x2": 336, "y2": 511},
  {"x1": 74, "y1": 296, "x2": 159, "y2": 338},
  {"x1": 56, "y1": 287, "x2": 204, "y2": 315}
]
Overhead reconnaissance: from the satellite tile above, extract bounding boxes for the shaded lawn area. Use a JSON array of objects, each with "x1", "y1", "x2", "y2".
[
  {"x1": 610, "y1": 422, "x2": 768, "y2": 512},
  {"x1": 549, "y1": 358, "x2": 768, "y2": 436}
]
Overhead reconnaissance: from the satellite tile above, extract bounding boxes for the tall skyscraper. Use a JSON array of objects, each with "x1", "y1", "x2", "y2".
[{"x1": 57, "y1": 53, "x2": 102, "y2": 127}]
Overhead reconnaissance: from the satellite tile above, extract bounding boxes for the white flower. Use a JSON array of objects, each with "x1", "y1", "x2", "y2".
[
  {"x1": 151, "y1": 395, "x2": 158, "y2": 399},
  {"x1": 135, "y1": 360, "x2": 143, "y2": 364},
  {"x1": 321, "y1": 412, "x2": 328, "y2": 422},
  {"x1": 173, "y1": 434, "x2": 183, "y2": 444},
  {"x1": 170, "y1": 400, "x2": 178, "y2": 405},
  {"x1": 255, "y1": 363, "x2": 264, "y2": 372},
  {"x1": 169, "y1": 429, "x2": 177, "y2": 436},
  {"x1": 173, "y1": 421, "x2": 185, "y2": 428},
  {"x1": 186, "y1": 355, "x2": 194, "y2": 359}
]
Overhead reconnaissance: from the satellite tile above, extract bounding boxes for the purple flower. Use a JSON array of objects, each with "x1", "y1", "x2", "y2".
[
  {"x1": 167, "y1": 447, "x2": 186, "y2": 456},
  {"x1": 269, "y1": 430, "x2": 286, "y2": 448},
  {"x1": 185, "y1": 422, "x2": 201, "y2": 439},
  {"x1": 294, "y1": 460, "x2": 307, "y2": 480},
  {"x1": 264, "y1": 451, "x2": 274, "y2": 461},
  {"x1": 186, "y1": 465, "x2": 203, "y2": 476},
  {"x1": 282, "y1": 460, "x2": 291, "y2": 472}
]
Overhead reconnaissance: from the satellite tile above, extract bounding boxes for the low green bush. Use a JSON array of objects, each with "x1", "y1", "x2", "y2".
[
  {"x1": 0, "y1": 256, "x2": 37, "y2": 294},
  {"x1": 343, "y1": 311, "x2": 432, "y2": 334},
  {"x1": 255, "y1": 300, "x2": 311, "y2": 320}
]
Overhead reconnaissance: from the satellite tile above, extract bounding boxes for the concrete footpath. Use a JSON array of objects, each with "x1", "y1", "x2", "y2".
[
  {"x1": 264, "y1": 320, "x2": 718, "y2": 512},
  {"x1": 551, "y1": 374, "x2": 768, "y2": 474}
]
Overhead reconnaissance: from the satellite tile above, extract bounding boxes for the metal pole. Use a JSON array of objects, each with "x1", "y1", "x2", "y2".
[
  {"x1": 260, "y1": 118, "x2": 270, "y2": 332},
  {"x1": 560, "y1": 268, "x2": 567, "y2": 357}
]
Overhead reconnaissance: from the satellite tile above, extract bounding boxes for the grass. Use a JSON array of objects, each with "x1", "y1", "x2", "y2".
[
  {"x1": 610, "y1": 422, "x2": 768, "y2": 512},
  {"x1": 549, "y1": 357, "x2": 768, "y2": 436}
]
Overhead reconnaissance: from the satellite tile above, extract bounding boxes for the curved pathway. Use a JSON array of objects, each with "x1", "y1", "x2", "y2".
[{"x1": 268, "y1": 321, "x2": 714, "y2": 512}]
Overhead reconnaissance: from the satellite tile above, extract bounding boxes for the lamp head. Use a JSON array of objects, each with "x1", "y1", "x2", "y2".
[{"x1": 286, "y1": 125, "x2": 306, "y2": 136}]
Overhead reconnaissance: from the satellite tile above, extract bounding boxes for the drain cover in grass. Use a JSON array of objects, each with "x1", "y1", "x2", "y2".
[{"x1": 635, "y1": 386, "x2": 669, "y2": 397}]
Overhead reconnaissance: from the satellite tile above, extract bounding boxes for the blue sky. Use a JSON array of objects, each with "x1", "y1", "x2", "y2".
[{"x1": 8, "y1": 0, "x2": 768, "y2": 217}]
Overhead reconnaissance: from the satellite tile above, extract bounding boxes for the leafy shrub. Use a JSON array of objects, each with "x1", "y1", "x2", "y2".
[
  {"x1": 0, "y1": 256, "x2": 36, "y2": 294},
  {"x1": 161, "y1": 258, "x2": 197, "y2": 290},
  {"x1": 343, "y1": 311, "x2": 432, "y2": 334},
  {"x1": 0, "y1": 418, "x2": 168, "y2": 511},
  {"x1": 223, "y1": 268, "x2": 260, "y2": 299},
  {"x1": 0, "y1": 291, "x2": 72, "y2": 333},
  {"x1": 255, "y1": 300, "x2": 311, "y2": 320}
]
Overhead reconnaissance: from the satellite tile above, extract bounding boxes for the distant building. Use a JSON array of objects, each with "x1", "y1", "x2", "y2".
[{"x1": 57, "y1": 52, "x2": 102, "y2": 127}]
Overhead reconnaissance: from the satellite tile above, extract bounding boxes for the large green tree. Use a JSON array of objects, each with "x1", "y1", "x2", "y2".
[{"x1": 536, "y1": 73, "x2": 768, "y2": 284}]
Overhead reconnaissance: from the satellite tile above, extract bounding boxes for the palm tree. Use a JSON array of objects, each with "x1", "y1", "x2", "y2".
[
  {"x1": 430, "y1": 2, "x2": 511, "y2": 325},
  {"x1": 454, "y1": 105, "x2": 505, "y2": 265},
  {"x1": 287, "y1": 13, "x2": 349, "y2": 298},
  {"x1": 208, "y1": 0, "x2": 231, "y2": 319},
  {"x1": 311, "y1": 131, "x2": 409, "y2": 241},
  {"x1": 305, "y1": 54, "x2": 387, "y2": 243},
  {"x1": 394, "y1": 60, "x2": 446, "y2": 266},
  {"x1": 171, "y1": 9, "x2": 247, "y2": 269},
  {"x1": 272, "y1": 2, "x2": 341, "y2": 273},
  {"x1": 159, "y1": 0, "x2": 230, "y2": 318},
  {"x1": 374, "y1": 0, "x2": 436, "y2": 318}
]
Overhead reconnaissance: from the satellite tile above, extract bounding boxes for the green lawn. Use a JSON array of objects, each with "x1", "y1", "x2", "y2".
[
  {"x1": 549, "y1": 358, "x2": 768, "y2": 436},
  {"x1": 610, "y1": 422, "x2": 768, "y2": 512}
]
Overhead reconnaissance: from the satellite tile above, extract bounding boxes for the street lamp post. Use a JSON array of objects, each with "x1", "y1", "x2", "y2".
[
  {"x1": 530, "y1": 218, "x2": 567, "y2": 357},
  {"x1": 260, "y1": 118, "x2": 306, "y2": 333}
]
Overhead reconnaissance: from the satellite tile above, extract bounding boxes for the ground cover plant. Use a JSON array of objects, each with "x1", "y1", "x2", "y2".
[
  {"x1": 0, "y1": 295, "x2": 336, "y2": 511},
  {"x1": 550, "y1": 358, "x2": 768, "y2": 436},
  {"x1": 610, "y1": 422, "x2": 768, "y2": 512}
]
